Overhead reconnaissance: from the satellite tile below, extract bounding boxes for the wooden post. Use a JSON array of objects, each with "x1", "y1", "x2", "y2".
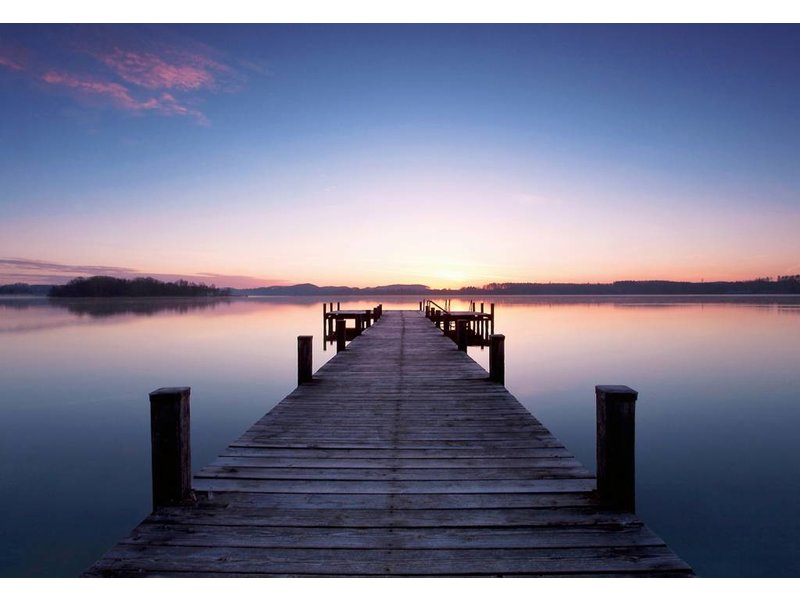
[
  {"x1": 457, "y1": 320, "x2": 467, "y2": 351},
  {"x1": 336, "y1": 319, "x2": 346, "y2": 353},
  {"x1": 489, "y1": 334, "x2": 505, "y2": 384},
  {"x1": 365, "y1": 310, "x2": 371, "y2": 328},
  {"x1": 490, "y1": 303, "x2": 495, "y2": 334},
  {"x1": 480, "y1": 302, "x2": 484, "y2": 313},
  {"x1": 595, "y1": 385, "x2": 638, "y2": 513},
  {"x1": 443, "y1": 314, "x2": 450, "y2": 336},
  {"x1": 297, "y1": 336, "x2": 313, "y2": 385},
  {"x1": 337, "y1": 302, "x2": 340, "y2": 310},
  {"x1": 149, "y1": 387, "x2": 192, "y2": 511},
  {"x1": 419, "y1": 301, "x2": 423, "y2": 311},
  {"x1": 355, "y1": 315, "x2": 362, "y2": 334}
]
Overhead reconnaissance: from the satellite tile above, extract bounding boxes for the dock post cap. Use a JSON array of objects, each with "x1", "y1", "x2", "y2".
[
  {"x1": 297, "y1": 335, "x2": 313, "y2": 340},
  {"x1": 150, "y1": 387, "x2": 191, "y2": 398},
  {"x1": 490, "y1": 334, "x2": 505, "y2": 339},
  {"x1": 595, "y1": 385, "x2": 638, "y2": 398}
]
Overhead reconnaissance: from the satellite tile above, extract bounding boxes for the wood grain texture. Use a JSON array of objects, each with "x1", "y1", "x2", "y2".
[{"x1": 85, "y1": 310, "x2": 692, "y2": 577}]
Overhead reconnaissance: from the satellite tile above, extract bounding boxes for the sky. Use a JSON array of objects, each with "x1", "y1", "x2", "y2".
[{"x1": 1, "y1": 24, "x2": 799, "y2": 288}]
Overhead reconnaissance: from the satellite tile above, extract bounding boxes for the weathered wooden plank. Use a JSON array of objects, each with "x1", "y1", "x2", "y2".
[
  {"x1": 218, "y1": 446, "x2": 576, "y2": 459},
  {"x1": 191, "y1": 477, "x2": 598, "y2": 494},
  {"x1": 119, "y1": 523, "x2": 666, "y2": 550},
  {"x1": 231, "y1": 440, "x2": 568, "y2": 450},
  {"x1": 190, "y1": 491, "x2": 599, "y2": 510},
  {"x1": 86, "y1": 545, "x2": 692, "y2": 576},
  {"x1": 195, "y1": 465, "x2": 592, "y2": 480},
  {"x1": 206, "y1": 456, "x2": 584, "y2": 469},
  {"x1": 234, "y1": 437, "x2": 565, "y2": 446},
  {"x1": 148, "y1": 506, "x2": 644, "y2": 528}
]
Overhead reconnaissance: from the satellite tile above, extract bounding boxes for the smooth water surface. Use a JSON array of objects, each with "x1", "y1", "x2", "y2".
[{"x1": 1, "y1": 295, "x2": 799, "y2": 576}]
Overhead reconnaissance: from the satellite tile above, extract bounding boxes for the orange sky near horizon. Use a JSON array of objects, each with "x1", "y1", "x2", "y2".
[{"x1": 3, "y1": 171, "x2": 799, "y2": 289}]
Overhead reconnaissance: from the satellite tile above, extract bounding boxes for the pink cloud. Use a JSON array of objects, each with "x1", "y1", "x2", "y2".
[
  {"x1": 0, "y1": 258, "x2": 286, "y2": 288},
  {"x1": 0, "y1": 55, "x2": 24, "y2": 71},
  {"x1": 0, "y1": 31, "x2": 243, "y2": 126},
  {"x1": 42, "y1": 70, "x2": 140, "y2": 110},
  {"x1": 94, "y1": 47, "x2": 229, "y2": 91},
  {"x1": 41, "y1": 70, "x2": 209, "y2": 125},
  {"x1": 0, "y1": 44, "x2": 28, "y2": 71}
]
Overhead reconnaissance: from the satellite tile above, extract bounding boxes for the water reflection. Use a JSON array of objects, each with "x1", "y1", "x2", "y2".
[{"x1": 49, "y1": 297, "x2": 232, "y2": 318}]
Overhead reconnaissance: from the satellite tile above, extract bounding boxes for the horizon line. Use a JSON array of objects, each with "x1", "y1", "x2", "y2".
[{"x1": 4, "y1": 274, "x2": 800, "y2": 291}]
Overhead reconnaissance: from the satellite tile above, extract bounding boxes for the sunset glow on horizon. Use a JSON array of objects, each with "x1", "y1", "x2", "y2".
[{"x1": 2, "y1": 25, "x2": 799, "y2": 288}]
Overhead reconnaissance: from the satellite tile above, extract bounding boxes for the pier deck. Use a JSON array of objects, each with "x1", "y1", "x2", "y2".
[{"x1": 86, "y1": 310, "x2": 692, "y2": 577}]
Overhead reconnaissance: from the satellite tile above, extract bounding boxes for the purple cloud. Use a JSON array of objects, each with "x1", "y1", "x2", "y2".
[
  {"x1": 0, "y1": 42, "x2": 28, "y2": 71},
  {"x1": 93, "y1": 46, "x2": 229, "y2": 91},
  {"x1": 1, "y1": 30, "x2": 244, "y2": 125},
  {"x1": 0, "y1": 258, "x2": 286, "y2": 288},
  {"x1": 40, "y1": 70, "x2": 209, "y2": 124}
]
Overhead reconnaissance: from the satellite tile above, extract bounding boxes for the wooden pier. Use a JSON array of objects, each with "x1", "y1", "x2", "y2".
[
  {"x1": 322, "y1": 302, "x2": 382, "y2": 348},
  {"x1": 85, "y1": 308, "x2": 692, "y2": 577},
  {"x1": 424, "y1": 299, "x2": 495, "y2": 349}
]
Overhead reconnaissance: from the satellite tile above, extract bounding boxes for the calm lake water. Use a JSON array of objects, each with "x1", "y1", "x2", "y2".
[{"x1": 1, "y1": 295, "x2": 799, "y2": 577}]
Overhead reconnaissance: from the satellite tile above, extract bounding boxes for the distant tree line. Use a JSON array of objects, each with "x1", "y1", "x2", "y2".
[
  {"x1": 0, "y1": 283, "x2": 53, "y2": 295},
  {"x1": 48, "y1": 276, "x2": 230, "y2": 298},
  {"x1": 464, "y1": 278, "x2": 800, "y2": 295},
  {"x1": 9, "y1": 275, "x2": 800, "y2": 298}
]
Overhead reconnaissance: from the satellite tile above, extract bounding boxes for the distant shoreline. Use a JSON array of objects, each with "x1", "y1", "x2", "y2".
[
  {"x1": 3, "y1": 292, "x2": 800, "y2": 300},
  {"x1": 2, "y1": 275, "x2": 799, "y2": 297}
]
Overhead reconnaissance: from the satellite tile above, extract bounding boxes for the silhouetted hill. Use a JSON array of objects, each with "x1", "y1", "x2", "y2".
[
  {"x1": 239, "y1": 278, "x2": 800, "y2": 296},
  {"x1": 241, "y1": 283, "x2": 430, "y2": 296},
  {"x1": 9, "y1": 276, "x2": 800, "y2": 298},
  {"x1": 464, "y1": 278, "x2": 800, "y2": 295}
]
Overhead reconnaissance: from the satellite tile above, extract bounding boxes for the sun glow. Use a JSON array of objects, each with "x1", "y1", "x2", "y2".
[{"x1": 432, "y1": 270, "x2": 470, "y2": 287}]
